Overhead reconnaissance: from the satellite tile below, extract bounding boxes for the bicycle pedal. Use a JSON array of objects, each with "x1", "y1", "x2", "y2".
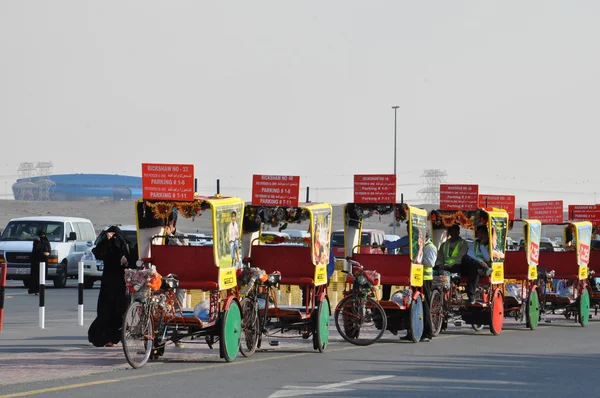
[{"x1": 269, "y1": 340, "x2": 279, "y2": 346}]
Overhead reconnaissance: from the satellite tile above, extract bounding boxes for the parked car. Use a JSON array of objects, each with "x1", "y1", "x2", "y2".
[
  {"x1": 331, "y1": 229, "x2": 386, "y2": 258},
  {"x1": 81, "y1": 225, "x2": 137, "y2": 289},
  {"x1": 0, "y1": 216, "x2": 96, "y2": 288},
  {"x1": 384, "y1": 234, "x2": 401, "y2": 254}
]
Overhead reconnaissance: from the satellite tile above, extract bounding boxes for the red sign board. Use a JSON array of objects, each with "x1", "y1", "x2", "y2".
[
  {"x1": 353, "y1": 174, "x2": 396, "y2": 203},
  {"x1": 527, "y1": 200, "x2": 563, "y2": 224},
  {"x1": 142, "y1": 163, "x2": 195, "y2": 201},
  {"x1": 252, "y1": 175, "x2": 300, "y2": 207},
  {"x1": 580, "y1": 243, "x2": 591, "y2": 266},
  {"x1": 568, "y1": 205, "x2": 600, "y2": 225},
  {"x1": 530, "y1": 241, "x2": 539, "y2": 266},
  {"x1": 478, "y1": 194, "x2": 516, "y2": 220},
  {"x1": 440, "y1": 184, "x2": 479, "y2": 210}
]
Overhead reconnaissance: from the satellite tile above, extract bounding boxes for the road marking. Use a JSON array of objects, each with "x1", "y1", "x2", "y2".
[
  {"x1": 268, "y1": 375, "x2": 394, "y2": 397},
  {"x1": 0, "y1": 346, "x2": 360, "y2": 398}
]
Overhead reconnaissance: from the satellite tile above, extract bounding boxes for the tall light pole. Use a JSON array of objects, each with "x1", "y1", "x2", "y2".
[{"x1": 392, "y1": 106, "x2": 399, "y2": 235}]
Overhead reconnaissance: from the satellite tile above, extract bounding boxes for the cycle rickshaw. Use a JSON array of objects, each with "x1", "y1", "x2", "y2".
[
  {"x1": 429, "y1": 208, "x2": 508, "y2": 335},
  {"x1": 503, "y1": 219, "x2": 543, "y2": 329},
  {"x1": 334, "y1": 203, "x2": 426, "y2": 345},
  {"x1": 239, "y1": 202, "x2": 332, "y2": 354},
  {"x1": 540, "y1": 221, "x2": 592, "y2": 326},
  {"x1": 121, "y1": 195, "x2": 244, "y2": 368}
]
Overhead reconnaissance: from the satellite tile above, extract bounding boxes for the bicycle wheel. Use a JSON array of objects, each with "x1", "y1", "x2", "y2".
[
  {"x1": 334, "y1": 295, "x2": 387, "y2": 346},
  {"x1": 240, "y1": 298, "x2": 260, "y2": 357},
  {"x1": 122, "y1": 301, "x2": 153, "y2": 369},
  {"x1": 429, "y1": 289, "x2": 443, "y2": 337}
]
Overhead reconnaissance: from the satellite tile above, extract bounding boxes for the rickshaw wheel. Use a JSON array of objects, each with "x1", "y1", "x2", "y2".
[
  {"x1": 526, "y1": 288, "x2": 540, "y2": 330},
  {"x1": 122, "y1": 301, "x2": 153, "y2": 369},
  {"x1": 430, "y1": 289, "x2": 443, "y2": 337},
  {"x1": 334, "y1": 295, "x2": 386, "y2": 346},
  {"x1": 578, "y1": 288, "x2": 590, "y2": 327},
  {"x1": 408, "y1": 295, "x2": 424, "y2": 343},
  {"x1": 490, "y1": 288, "x2": 504, "y2": 335},
  {"x1": 220, "y1": 300, "x2": 242, "y2": 362},
  {"x1": 240, "y1": 298, "x2": 260, "y2": 357},
  {"x1": 314, "y1": 296, "x2": 331, "y2": 352}
]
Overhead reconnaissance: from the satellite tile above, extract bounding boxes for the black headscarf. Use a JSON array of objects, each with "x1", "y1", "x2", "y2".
[{"x1": 106, "y1": 226, "x2": 129, "y2": 253}]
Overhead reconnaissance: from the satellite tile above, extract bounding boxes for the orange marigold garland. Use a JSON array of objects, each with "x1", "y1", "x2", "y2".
[{"x1": 145, "y1": 199, "x2": 207, "y2": 220}]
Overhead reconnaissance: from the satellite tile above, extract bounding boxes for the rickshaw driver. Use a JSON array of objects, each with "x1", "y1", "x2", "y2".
[{"x1": 434, "y1": 224, "x2": 468, "y2": 270}]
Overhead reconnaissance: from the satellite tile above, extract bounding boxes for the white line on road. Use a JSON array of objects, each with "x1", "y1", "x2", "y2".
[{"x1": 268, "y1": 375, "x2": 394, "y2": 398}]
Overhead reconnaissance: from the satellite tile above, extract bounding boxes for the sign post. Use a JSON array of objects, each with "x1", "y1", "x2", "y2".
[
  {"x1": 353, "y1": 174, "x2": 396, "y2": 203},
  {"x1": 251, "y1": 175, "x2": 300, "y2": 207},
  {"x1": 527, "y1": 201, "x2": 563, "y2": 224},
  {"x1": 142, "y1": 163, "x2": 195, "y2": 201},
  {"x1": 440, "y1": 184, "x2": 479, "y2": 210},
  {"x1": 478, "y1": 194, "x2": 516, "y2": 220}
]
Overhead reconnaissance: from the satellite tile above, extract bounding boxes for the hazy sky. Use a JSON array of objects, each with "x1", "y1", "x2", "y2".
[{"x1": 1, "y1": 1, "x2": 598, "y2": 206}]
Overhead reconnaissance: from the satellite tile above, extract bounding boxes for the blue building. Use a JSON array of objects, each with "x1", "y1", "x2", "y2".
[{"x1": 12, "y1": 174, "x2": 142, "y2": 201}]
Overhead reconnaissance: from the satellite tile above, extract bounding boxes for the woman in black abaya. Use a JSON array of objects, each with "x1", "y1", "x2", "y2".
[
  {"x1": 88, "y1": 226, "x2": 137, "y2": 347},
  {"x1": 29, "y1": 230, "x2": 51, "y2": 295}
]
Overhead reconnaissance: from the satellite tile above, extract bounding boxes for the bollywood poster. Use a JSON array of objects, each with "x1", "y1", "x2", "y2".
[
  {"x1": 488, "y1": 211, "x2": 509, "y2": 284},
  {"x1": 408, "y1": 206, "x2": 427, "y2": 287},
  {"x1": 574, "y1": 222, "x2": 592, "y2": 279},
  {"x1": 310, "y1": 204, "x2": 333, "y2": 286},
  {"x1": 525, "y1": 220, "x2": 541, "y2": 280},
  {"x1": 212, "y1": 198, "x2": 244, "y2": 289}
]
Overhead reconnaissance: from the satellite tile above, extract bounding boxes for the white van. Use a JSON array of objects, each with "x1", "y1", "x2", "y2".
[{"x1": 0, "y1": 216, "x2": 96, "y2": 288}]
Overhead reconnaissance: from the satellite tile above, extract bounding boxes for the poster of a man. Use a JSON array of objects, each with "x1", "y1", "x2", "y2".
[{"x1": 215, "y1": 203, "x2": 244, "y2": 268}]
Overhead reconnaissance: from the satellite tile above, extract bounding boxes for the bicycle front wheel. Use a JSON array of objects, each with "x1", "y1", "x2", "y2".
[
  {"x1": 334, "y1": 295, "x2": 387, "y2": 346},
  {"x1": 240, "y1": 298, "x2": 260, "y2": 357},
  {"x1": 122, "y1": 301, "x2": 153, "y2": 369}
]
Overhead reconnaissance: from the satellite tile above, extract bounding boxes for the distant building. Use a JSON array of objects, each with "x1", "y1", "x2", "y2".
[{"x1": 11, "y1": 174, "x2": 142, "y2": 201}]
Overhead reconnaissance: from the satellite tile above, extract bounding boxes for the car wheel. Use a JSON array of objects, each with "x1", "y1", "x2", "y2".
[
  {"x1": 53, "y1": 262, "x2": 68, "y2": 288},
  {"x1": 84, "y1": 277, "x2": 95, "y2": 289}
]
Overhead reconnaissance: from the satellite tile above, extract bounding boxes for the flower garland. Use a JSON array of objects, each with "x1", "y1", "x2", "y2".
[
  {"x1": 144, "y1": 199, "x2": 208, "y2": 220},
  {"x1": 243, "y1": 206, "x2": 310, "y2": 229},
  {"x1": 430, "y1": 210, "x2": 476, "y2": 230},
  {"x1": 345, "y1": 203, "x2": 408, "y2": 224}
]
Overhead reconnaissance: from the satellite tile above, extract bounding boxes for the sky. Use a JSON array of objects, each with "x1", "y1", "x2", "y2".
[{"x1": 1, "y1": 1, "x2": 599, "y2": 206}]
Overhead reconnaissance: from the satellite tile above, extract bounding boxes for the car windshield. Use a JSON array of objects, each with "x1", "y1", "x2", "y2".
[
  {"x1": 331, "y1": 232, "x2": 344, "y2": 247},
  {"x1": 540, "y1": 241, "x2": 555, "y2": 251},
  {"x1": 94, "y1": 230, "x2": 138, "y2": 246},
  {"x1": 0, "y1": 221, "x2": 64, "y2": 242}
]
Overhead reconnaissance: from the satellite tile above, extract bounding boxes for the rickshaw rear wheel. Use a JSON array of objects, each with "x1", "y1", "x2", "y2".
[
  {"x1": 526, "y1": 288, "x2": 540, "y2": 330},
  {"x1": 240, "y1": 298, "x2": 260, "y2": 357},
  {"x1": 408, "y1": 295, "x2": 424, "y2": 343},
  {"x1": 430, "y1": 289, "x2": 443, "y2": 337},
  {"x1": 490, "y1": 288, "x2": 504, "y2": 335},
  {"x1": 334, "y1": 295, "x2": 386, "y2": 346},
  {"x1": 220, "y1": 300, "x2": 242, "y2": 362},
  {"x1": 579, "y1": 288, "x2": 590, "y2": 327},
  {"x1": 122, "y1": 301, "x2": 153, "y2": 369},
  {"x1": 314, "y1": 296, "x2": 331, "y2": 352}
]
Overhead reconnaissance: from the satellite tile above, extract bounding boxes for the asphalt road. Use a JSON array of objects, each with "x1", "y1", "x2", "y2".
[{"x1": 1, "y1": 281, "x2": 599, "y2": 398}]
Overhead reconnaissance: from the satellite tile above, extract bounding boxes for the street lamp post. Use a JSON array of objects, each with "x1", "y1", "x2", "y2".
[{"x1": 392, "y1": 106, "x2": 399, "y2": 236}]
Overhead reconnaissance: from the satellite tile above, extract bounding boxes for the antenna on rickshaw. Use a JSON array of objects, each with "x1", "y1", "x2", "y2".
[
  {"x1": 306, "y1": 187, "x2": 310, "y2": 203},
  {"x1": 519, "y1": 207, "x2": 522, "y2": 219},
  {"x1": 216, "y1": 179, "x2": 221, "y2": 195}
]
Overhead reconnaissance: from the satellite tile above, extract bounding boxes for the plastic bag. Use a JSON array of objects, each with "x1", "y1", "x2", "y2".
[
  {"x1": 505, "y1": 283, "x2": 523, "y2": 302},
  {"x1": 391, "y1": 289, "x2": 412, "y2": 306},
  {"x1": 557, "y1": 285, "x2": 574, "y2": 300},
  {"x1": 193, "y1": 299, "x2": 211, "y2": 321}
]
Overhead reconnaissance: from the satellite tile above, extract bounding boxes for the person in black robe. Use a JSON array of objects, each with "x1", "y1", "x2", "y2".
[
  {"x1": 88, "y1": 226, "x2": 137, "y2": 347},
  {"x1": 29, "y1": 230, "x2": 51, "y2": 295}
]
